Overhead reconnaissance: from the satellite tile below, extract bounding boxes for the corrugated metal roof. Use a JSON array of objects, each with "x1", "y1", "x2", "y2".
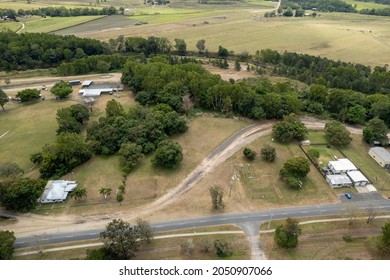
[
  {"x1": 326, "y1": 174, "x2": 352, "y2": 185},
  {"x1": 347, "y1": 171, "x2": 369, "y2": 182},
  {"x1": 370, "y1": 147, "x2": 390, "y2": 162}
]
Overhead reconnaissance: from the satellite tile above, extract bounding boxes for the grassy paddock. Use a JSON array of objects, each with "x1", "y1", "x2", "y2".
[
  {"x1": 0, "y1": 21, "x2": 22, "y2": 32},
  {"x1": 261, "y1": 218, "x2": 390, "y2": 259}
]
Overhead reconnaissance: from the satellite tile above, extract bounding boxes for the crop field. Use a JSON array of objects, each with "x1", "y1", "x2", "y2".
[
  {"x1": 80, "y1": 11, "x2": 390, "y2": 67},
  {"x1": 261, "y1": 218, "x2": 390, "y2": 259},
  {"x1": 53, "y1": 15, "x2": 138, "y2": 35},
  {"x1": 21, "y1": 15, "x2": 104, "y2": 33}
]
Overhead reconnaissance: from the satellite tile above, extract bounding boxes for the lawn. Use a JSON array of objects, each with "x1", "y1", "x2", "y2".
[
  {"x1": 261, "y1": 218, "x2": 390, "y2": 259},
  {"x1": 21, "y1": 15, "x2": 105, "y2": 33},
  {"x1": 0, "y1": 21, "x2": 22, "y2": 32}
]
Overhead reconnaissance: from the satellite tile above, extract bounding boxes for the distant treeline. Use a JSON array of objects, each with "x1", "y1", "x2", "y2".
[
  {"x1": 0, "y1": 6, "x2": 117, "y2": 18},
  {"x1": 356, "y1": 0, "x2": 390, "y2": 4},
  {"x1": 280, "y1": 0, "x2": 356, "y2": 12},
  {"x1": 359, "y1": 7, "x2": 390, "y2": 16}
]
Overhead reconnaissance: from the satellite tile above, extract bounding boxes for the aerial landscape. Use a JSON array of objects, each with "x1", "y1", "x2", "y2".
[{"x1": 0, "y1": 0, "x2": 390, "y2": 262}]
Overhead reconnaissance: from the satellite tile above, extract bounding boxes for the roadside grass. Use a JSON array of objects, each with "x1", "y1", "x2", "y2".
[
  {"x1": 21, "y1": 15, "x2": 104, "y2": 33},
  {"x1": 14, "y1": 230, "x2": 250, "y2": 260},
  {"x1": 341, "y1": 134, "x2": 390, "y2": 197},
  {"x1": 260, "y1": 218, "x2": 390, "y2": 259},
  {"x1": 0, "y1": 21, "x2": 22, "y2": 32}
]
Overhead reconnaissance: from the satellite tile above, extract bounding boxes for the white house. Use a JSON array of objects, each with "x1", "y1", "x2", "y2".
[
  {"x1": 328, "y1": 158, "x2": 357, "y2": 174},
  {"x1": 326, "y1": 174, "x2": 352, "y2": 188},
  {"x1": 40, "y1": 180, "x2": 77, "y2": 204},
  {"x1": 369, "y1": 147, "x2": 390, "y2": 169},
  {"x1": 347, "y1": 171, "x2": 369, "y2": 186}
]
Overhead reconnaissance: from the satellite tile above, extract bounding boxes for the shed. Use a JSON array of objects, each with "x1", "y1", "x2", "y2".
[
  {"x1": 81, "y1": 80, "x2": 93, "y2": 88},
  {"x1": 369, "y1": 147, "x2": 390, "y2": 168},
  {"x1": 326, "y1": 174, "x2": 352, "y2": 188},
  {"x1": 328, "y1": 158, "x2": 357, "y2": 174},
  {"x1": 301, "y1": 140, "x2": 310, "y2": 146},
  {"x1": 40, "y1": 180, "x2": 77, "y2": 204},
  {"x1": 69, "y1": 80, "x2": 81, "y2": 86},
  {"x1": 347, "y1": 171, "x2": 369, "y2": 186}
]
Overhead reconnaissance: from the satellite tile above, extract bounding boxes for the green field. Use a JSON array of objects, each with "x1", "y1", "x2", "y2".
[
  {"x1": 345, "y1": 0, "x2": 390, "y2": 10},
  {"x1": 22, "y1": 15, "x2": 104, "y2": 33},
  {"x1": 0, "y1": 21, "x2": 22, "y2": 32}
]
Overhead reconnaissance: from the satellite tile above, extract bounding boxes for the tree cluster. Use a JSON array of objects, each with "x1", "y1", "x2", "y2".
[
  {"x1": 280, "y1": 157, "x2": 310, "y2": 189},
  {"x1": 87, "y1": 101, "x2": 187, "y2": 170},
  {"x1": 360, "y1": 7, "x2": 390, "y2": 17},
  {"x1": 274, "y1": 218, "x2": 302, "y2": 248},
  {"x1": 272, "y1": 114, "x2": 308, "y2": 143},
  {"x1": 0, "y1": 230, "x2": 15, "y2": 260},
  {"x1": 0, "y1": 178, "x2": 46, "y2": 212},
  {"x1": 16, "y1": 89, "x2": 40, "y2": 102},
  {"x1": 280, "y1": 0, "x2": 356, "y2": 13},
  {"x1": 324, "y1": 120, "x2": 352, "y2": 147},
  {"x1": 1, "y1": 6, "x2": 117, "y2": 18},
  {"x1": 51, "y1": 80, "x2": 73, "y2": 99}
]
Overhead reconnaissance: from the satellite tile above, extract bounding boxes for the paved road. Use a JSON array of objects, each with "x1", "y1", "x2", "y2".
[{"x1": 15, "y1": 199, "x2": 390, "y2": 249}]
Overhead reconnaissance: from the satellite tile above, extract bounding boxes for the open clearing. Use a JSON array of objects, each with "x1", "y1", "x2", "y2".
[{"x1": 261, "y1": 218, "x2": 390, "y2": 259}]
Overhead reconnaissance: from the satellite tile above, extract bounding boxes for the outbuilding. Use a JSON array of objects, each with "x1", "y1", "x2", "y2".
[
  {"x1": 327, "y1": 158, "x2": 357, "y2": 174},
  {"x1": 326, "y1": 174, "x2": 353, "y2": 188},
  {"x1": 369, "y1": 147, "x2": 390, "y2": 169},
  {"x1": 347, "y1": 171, "x2": 369, "y2": 186}
]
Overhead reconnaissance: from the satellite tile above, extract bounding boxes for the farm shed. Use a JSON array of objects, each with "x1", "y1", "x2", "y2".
[
  {"x1": 327, "y1": 158, "x2": 357, "y2": 174},
  {"x1": 40, "y1": 180, "x2": 77, "y2": 204},
  {"x1": 326, "y1": 174, "x2": 352, "y2": 188},
  {"x1": 369, "y1": 147, "x2": 390, "y2": 168},
  {"x1": 347, "y1": 171, "x2": 369, "y2": 186},
  {"x1": 81, "y1": 80, "x2": 93, "y2": 88}
]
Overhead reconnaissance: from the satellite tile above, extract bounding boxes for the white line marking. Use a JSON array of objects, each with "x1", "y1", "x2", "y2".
[
  {"x1": 65, "y1": 235, "x2": 74, "y2": 238},
  {"x1": 0, "y1": 131, "x2": 9, "y2": 139}
]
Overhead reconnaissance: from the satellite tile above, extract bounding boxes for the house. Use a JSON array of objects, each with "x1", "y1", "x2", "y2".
[
  {"x1": 347, "y1": 171, "x2": 369, "y2": 186},
  {"x1": 327, "y1": 158, "x2": 357, "y2": 174},
  {"x1": 40, "y1": 180, "x2": 77, "y2": 204},
  {"x1": 326, "y1": 174, "x2": 352, "y2": 188},
  {"x1": 369, "y1": 147, "x2": 390, "y2": 169}
]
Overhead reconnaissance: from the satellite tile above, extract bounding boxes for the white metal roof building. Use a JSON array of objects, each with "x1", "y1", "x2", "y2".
[
  {"x1": 81, "y1": 80, "x2": 93, "y2": 87},
  {"x1": 326, "y1": 174, "x2": 352, "y2": 188},
  {"x1": 369, "y1": 147, "x2": 390, "y2": 168},
  {"x1": 328, "y1": 158, "x2": 357, "y2": 174},
  {"x1": 40, "y1": 180, "x2": 77, "y2": 204},
  {"x1": 347, "y1": 171, "x2": 369, "y2": 186}
]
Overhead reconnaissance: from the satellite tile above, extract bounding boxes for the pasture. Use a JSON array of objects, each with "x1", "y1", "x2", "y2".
[{"x1": 0, "y1": 21, "x2": 22, "y2": 32}]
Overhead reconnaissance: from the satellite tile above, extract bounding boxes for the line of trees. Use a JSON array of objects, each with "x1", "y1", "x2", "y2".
[
  {"x1": 359, "y1": 7, "x2": 390, "y2": 16},
  {"x1": 280, "y1": 0, "x2": 356, "y2": 12},
  {"x1": 0, "y1": 6, "x2": 117, "y2": 18}
]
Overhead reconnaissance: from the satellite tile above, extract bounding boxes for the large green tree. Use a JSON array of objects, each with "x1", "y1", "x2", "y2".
[
  {"x1": 152, "y1": 140, "x2": 183, "y2": 168},
  {"x1": 280, "y1": 157, "x2": 310, "y2": 180},
  {"x1": 324, "y1": 120, "x2": 352, "y2": 147},
  {"x1": 0, "y1": 88, "x2": 8, "y2": 110},
  {"x1": 51, "y1": 80, "x2": 72, "y2": 99},
  {"x1": 100, "y1": 219, "x2": 140, "y2": 259},
  {"x1": 0, "y1": 178, "x2": 46, "y2": 212},
  {"x1": 118, "y1": 143, "x2": 144, "y2": 174},
  {"x1": 274, "y1": 218, "x2": 301, "y2": 248},
  {"x1": 272, "y1": 114, "x2": 308, "y2": 143},
  {"x1": 363, "y1": 117, "x2": 389, "y2": 146},
  {"x1": 16, "y1": 89, "x2": 40, "y2": 102},
  {"x1": 378, "y1": 222, "x2": 390, "y2": 255},
  {"x1": 0, "y1": 230, "x2": 15, "y2": 260},
  {"x1": 174, "y1": 38, "x2": 187, "y2": 56}
]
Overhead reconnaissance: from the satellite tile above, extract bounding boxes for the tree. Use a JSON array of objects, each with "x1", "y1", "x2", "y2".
[
  {"x1": 272, "y1": 114, "x2": 308, "y2": 143},
  {"x1": 100, "y1": 219, "x2": 140, "y2": 259},
  {"x1": 105, "y1": 99, "x2": 124, "y2": 118},
  {"x1": 196, "y1": 39, "x2": 206, "y2": 54},
  {"x1": 234, "y1": 59, "x2": 241, "y2": 71},
  {"x1": 69, "y1": 104, "x2": 89, "y2": 123},
  {"x1": 152, "y1": 140, "x2": 183, "y2": 168},
  {"x1": 174, "y1": 38, "x2": 187, "y2": 56},
  {"x1": 213, "y1": 239, "x2": 231, "y2": 257},
  {"x1": 56, "y1": 108, "x2": 82, "y2": 134},
  {"x1": 70, "y1": 187, "x2": 87, "y2": 201},
  {"x1": 99, "y1": 187, "x2": 112, "y2": 200},
  {"x1": 51, "y1": 80, "x2": 72, "y2": 99},
  {"x1": 307, "y1": 149, "x2": 320, "y2": 161},
  {"x1": 217, "y1": 46, "x2": 229, "y2": 58},
  {"x1": 0, "y1": 162, "x2": 23, "y2": 179},
  {"x1": 283, "y1": 6, "x2": 294, "y2": 17},
  {"x1": 116, "y1": 193, "x2": 124, "y2": 205},
  {"x1": 261, "y1": 144, "x2": 276, "y2": 162},
  {"x1": 209, "y1": 185, "x2": 224, "y2": 210},
  {"x1": 0, "y1": 230, "x2": 15, "y2": 260},
  {"x1": 363, "y1": 117, "x2": 389, "y2": 146},
  {"x1": 0, "y1": 178, "x2": 46, "y2": 212},
  {"x1": 345, "y1": 105, "x2": 366, "y2": 125},
  {"x1": 136, "y1": 218, "x2": 154, "y2": 244},
  {"x1": 324, "y1": 120, "x2": 352, "y2": 147},
  {"x1": 118, "y1": 143, "x2": 144, "y2": 174},
  {"x1": 243, "y1": 147, "x2": 256, "y2": 160},
  {"x1": 366, "y1": 203, "x2": 378, "y2": 224},
  {"x1": 181, "y1": 238, "x2": 195, "y2": 256},
  {"x1": 274, "y1": 218, "x2": 301, "y2": 248},
  {"x1": 0, "y1": 88, "x2": 8, "y2": 110},
  {"x1": 16, "y1": 88, "x2": 40, "y2": 102},
  {"x1": 280, "y1": 157, "x2": 310, "y2": 180},
  {"x1": 378, "y1": 222, "x2": 390, "y2": 255}
]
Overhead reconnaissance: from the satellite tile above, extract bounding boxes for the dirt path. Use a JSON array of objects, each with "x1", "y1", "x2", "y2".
[{"x1": 3, "y1": 119, "x2": 380, "y2": 238}]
